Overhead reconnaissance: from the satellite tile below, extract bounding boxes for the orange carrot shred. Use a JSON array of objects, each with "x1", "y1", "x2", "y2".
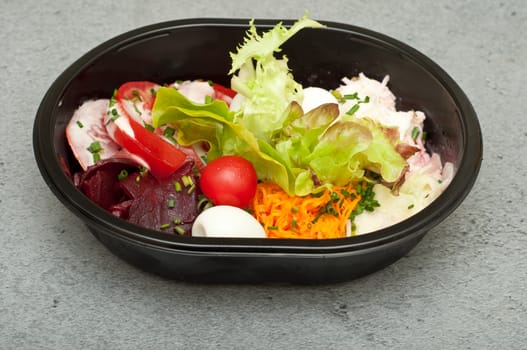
[{"x1": 250, "y1": 182, "x2": 361, "y2": 239}]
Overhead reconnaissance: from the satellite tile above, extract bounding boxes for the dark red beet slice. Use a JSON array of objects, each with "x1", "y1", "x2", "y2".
[
  {"x1": 108, "y1": 199, "x2": 133, "y2": 219},
  {"x1": 74, "y1": 158, "x2": 140, "y2": 210},
  {"x1": 119, "y1": 161, "x2": 200, "y2": 235},
  {"x1": 75, "y1": 158, "x2": 201, "y2": 236}
]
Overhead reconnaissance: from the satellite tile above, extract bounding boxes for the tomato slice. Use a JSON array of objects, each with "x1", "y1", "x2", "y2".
[
  {"x1": 212, "y1": 83, "x2": 236, "y2": 105},
  {"x1": 106, "y1": 81, "x2": 186, "y2": 178},
  {"x1": 105, "y1": 110, "x2": 185, "y2": 179},
  {"x1": 117, "y1": 81, "x2": 159, "y2": 115}
]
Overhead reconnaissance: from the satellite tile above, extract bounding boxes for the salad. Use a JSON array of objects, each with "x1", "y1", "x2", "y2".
[{"x1": 65, "y1": 15, "x2": 453, "y2": 239}]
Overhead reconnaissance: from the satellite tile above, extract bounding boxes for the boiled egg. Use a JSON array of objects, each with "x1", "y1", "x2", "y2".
[
  {"x1": 192, "y1": 205, "x2": 266, "y2": 238},
  {"x1": 301, "y1": 87, "x2": 338, "y2": 113}
]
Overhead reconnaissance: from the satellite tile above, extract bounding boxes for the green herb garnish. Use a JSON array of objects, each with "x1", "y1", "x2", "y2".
[
  {"x1": 144, "y1": 122, "x2": 154, "y2": 132},
  {"x1": 411, "y1": 126, "x2": 420, "y2": 141},
  {"x1": 87, "y1": 141, "x2": 102, "y2": 153},
  {"x1": 117, "y1": 169, "x2": 128, "y2": 181}
]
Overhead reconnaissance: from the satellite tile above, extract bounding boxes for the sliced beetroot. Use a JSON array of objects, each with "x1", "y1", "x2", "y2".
[
  {"x1": 75, "y1": 158, "x2": 201, "y2": 236},
  {"x1": 119, "y1": 161, "x2": 200, "y2": 236},
  {"x1": 74, "y1": 158, "x2": 141, "y2": 210},
  {"x1": 108, "y1": 199, "x2": 133, "y2": 219}
]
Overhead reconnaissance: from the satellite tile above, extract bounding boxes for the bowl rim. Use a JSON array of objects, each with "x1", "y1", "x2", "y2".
[{"x1": 33, "y1": 17, "x2": 483, "y2": 255}]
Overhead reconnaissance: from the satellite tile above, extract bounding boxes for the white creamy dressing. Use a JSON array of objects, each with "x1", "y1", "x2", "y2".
[{"x1": 302, "y1": 73, "x2": 453, "y2": 234}]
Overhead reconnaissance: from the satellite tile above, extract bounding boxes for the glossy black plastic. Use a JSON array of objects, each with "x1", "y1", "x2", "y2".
[{"x1": 33, "y1": 18, "x2": 482, "y2": 283}]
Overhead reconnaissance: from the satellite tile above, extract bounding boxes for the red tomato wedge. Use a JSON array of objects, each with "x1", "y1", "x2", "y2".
[
  {"x1": 104, "y1": 81, "x2": 187, "y2": 179},
  {"x1": 117, "y1": 81, "x2": 159, "y2": 115},
  {"x1": 212, "y1": 83, "x2": 236, "y2": 105}
]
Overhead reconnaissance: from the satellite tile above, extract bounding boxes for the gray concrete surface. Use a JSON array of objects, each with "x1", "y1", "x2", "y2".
[{"x1": 1, "y1": 0, "x2": 526, "y2": 349}]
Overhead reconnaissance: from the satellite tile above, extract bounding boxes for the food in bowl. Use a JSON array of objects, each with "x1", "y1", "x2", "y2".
[{"x1": 65, "y1": 15, "x2": 453, "y2": 239}]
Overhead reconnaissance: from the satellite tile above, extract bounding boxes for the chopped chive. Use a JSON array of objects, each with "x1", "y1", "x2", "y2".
[
  {"x1": 139, "y1": 166, "x2": 148, "y2": 177},
  {"x1": 163, "y1": 126, "x2": 176, "y2": 138},
  {"x1": 76, "y1": 120, "x2": 84, "y2": 128},
  {"x1": 343, "y1": 92, "x2": 359, "y2": 100},
  {"x1": 105, "y1": 110, "x2": 120, "y2": 125},
  {"x1": 362, "y1": 96, "x2": 370, "y2": 103},
  {"x1": 267, "y1": 226, "x2": 278, "y2": 230},
  {"x1": 408, "y1": 204, "x2": 415, "y2": 210},
  {"x1": 144, "y1": 122, "x2": 154, "y2": 132},
  {"x1": 291, "y1": 219, "x2": 298, "y2": 228},
  {"x1": 204, "y1": 95, "x2": 213, "y2": 104},
  {"x1": 174, "y1": 225, "x2": 185, "y2": 235},
  {"x1": 197, "y1": 196, "x2": 213, "y2": 211},
  {"x1": 207, "y1": 80, "x2": 213, "y2": 86},
  {"x1": 132, "y1": 89, "x2": 142, "y2": 101},
  {"x1": 349, "y1": 181, "x2": 380, "y2": 221},
  {"x1": 168, "y1": 198, "x2": 175, "y2": 208},
  {"x1": 330, "y1": 90, "x2": 345, "y2": 103},
  {"x1": 117, "y1": 169, "x2": 128, "y2": 181},
  {"x1": 181, "y1": 175, "x2": 194, "y2": 187},
  {"x1": 291, "y1": 205, "x2": 299, "y2": 214},
  {"x1": 150, "y1": 88, "x2": 157, "y2": 97},
  {"x1": 160, "y1": 223, "x2": 171, "y2": 229},
  {"x1": 109, "y1": 90, "x2": 118, "y2": 108},
  {"x1": 92, "y1": 153, "x2": 101, "y2": 163},
  {"x1": 438, "y1": 179, "x2": 443, "y2": 184},
  {"x1": 163, "y1": 127, "x2": 177, "y2": 144},
  {"x1": 341, "y1": 189, "x2": 352, "y2": 197},
  {"x1": 411, "y1": 126, "x2": 420, "y2": 141},
  {"x1": 174, "y1": 181, "x2": 182, "y2": 192},
  {"x1": 173, "y1": 216, "x2": 181, "y2": 224},
  {"x1": 346, "y1": 103, "x2": 360, "y2": 116},
  {"x1": 87, "y1": 141, "x2": 102, "y2": 153},
  {"x1": 133, "y1": 103, "x2": 143, "y2": 116},
  {"x1": 187, "y1": 183, "x2": 196, "y2": 194}
]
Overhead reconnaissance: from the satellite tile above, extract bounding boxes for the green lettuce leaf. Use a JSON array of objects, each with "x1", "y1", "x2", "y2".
[
  {"x1": 151, "y1": 15, "x2": 407, "y2": 197},
  {"x1": 152, "y1": 87, "x2": 295, "y2": 193},
  {"x1": 274, "y1": 109, "x2": 407, "y2": 194},
  {"x1": 229, "y1": 14, "x2": 325, "y2": 141}
]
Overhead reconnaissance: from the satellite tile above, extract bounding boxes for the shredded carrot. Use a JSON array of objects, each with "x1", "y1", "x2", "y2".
[{"x1": 250, "y1": 182, "x2": 361, "y2": 239}]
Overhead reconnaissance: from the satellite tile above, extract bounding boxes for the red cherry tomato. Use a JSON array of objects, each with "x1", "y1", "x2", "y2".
[{"x1": 200, "y1": 155, "x2": 258, "y2": 208}]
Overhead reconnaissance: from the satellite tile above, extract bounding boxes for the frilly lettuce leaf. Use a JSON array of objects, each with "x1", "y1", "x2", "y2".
[
  {"x1": 229, "y1": 14, "x2": 325, "y2": 141},
  {"x1": 229, "y1": 14, "x2": 325, "y2": 74}
]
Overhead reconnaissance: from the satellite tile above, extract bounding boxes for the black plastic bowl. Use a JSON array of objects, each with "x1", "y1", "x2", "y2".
[{"x1": 33, "y1": 18, "x2": 482, "y2": 284}]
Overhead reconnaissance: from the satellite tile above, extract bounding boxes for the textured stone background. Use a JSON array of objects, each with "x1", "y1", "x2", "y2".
[{"x1": 1, "y1": 0, "x2": 526, "y2": 349}]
